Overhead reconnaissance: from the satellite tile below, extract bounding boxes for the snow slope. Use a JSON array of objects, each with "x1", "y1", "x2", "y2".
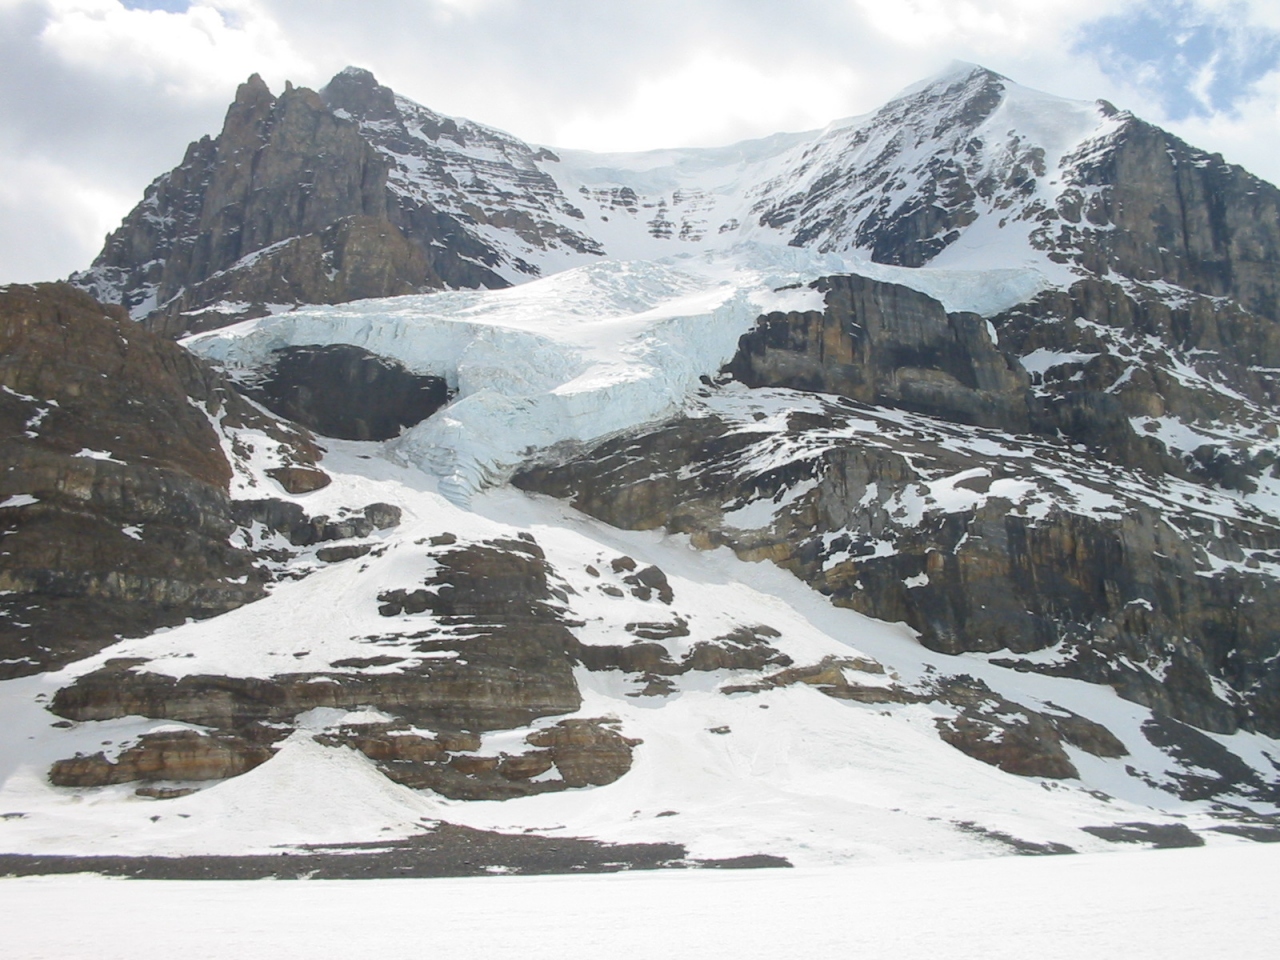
[
  {"x1": 525, "y1": 62, "x2": 1115, "y2": 284},
  {"x1": 2, "y1": 440, "x2": 1275, "y2": 863}
]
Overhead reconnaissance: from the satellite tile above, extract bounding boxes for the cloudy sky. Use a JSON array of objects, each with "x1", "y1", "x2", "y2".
[{"x1": 2, "y1": 0, "x2": 1278, "y2": 284}]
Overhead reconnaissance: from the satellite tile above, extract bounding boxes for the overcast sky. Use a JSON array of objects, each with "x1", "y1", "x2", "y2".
[{"x1": 2, "y1": 0, "x2": 1278, "y2": 284}]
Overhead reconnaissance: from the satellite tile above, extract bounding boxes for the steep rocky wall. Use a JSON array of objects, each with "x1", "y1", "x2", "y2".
[
  {"x1": 74, "y1": 74, "x2": 508, "y2": 337},
  {"x1": 726, "y1": 274, "x2": 1029, "y2": 430},
  {"x1": 1061, "y1": 118, "x2": 1280, "y2": 321},
  {"x1": 0, "y1": 283, "x2": 318, "y2": 678},
  {"x1": 996, "y1": 277, "x2": 1280, "y2": 490}
]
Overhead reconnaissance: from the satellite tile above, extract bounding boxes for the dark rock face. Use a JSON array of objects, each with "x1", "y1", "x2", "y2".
[
  {"x1": 996, "y1": 277, "x2": 1280, "y2": 486},
  {"x1": 525, "y1": 718, "x2": 641, "y2": 788},
  {"x1": 254, "y1": 344, "x2": 450, "y2": 440},
  {"x1": 0, "y1": 284, "x2": 317, "y2": 679},
  {"x1": 1058, "y1": 117, "x2": 1280, "y2": 322},
  {"x1": 72, "y1": 73, "x2": 506, "y2": 336},
  {"x1": 726, "y1": 275, "x2": 1028, "y2": 430}
]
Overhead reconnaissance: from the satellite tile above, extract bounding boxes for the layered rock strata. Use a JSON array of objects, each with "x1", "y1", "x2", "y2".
[
  {"x1": 0, "y1": 283, "x2": 320, "y2": 678},
  {"x1": 516, "y1": 276, "x2": 1280, "y2": 736}
]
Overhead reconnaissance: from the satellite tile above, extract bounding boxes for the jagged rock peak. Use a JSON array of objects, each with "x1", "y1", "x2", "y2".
[
  {"x1": 321, "y1": 65, "x2": 399, "y2": 121},
  {"x1": 234, "y1": 72, "x2": 274, "y2": 107},
  {"x1": 867, "y1": 59, "x2": 1012, "y2": 137},
  {"x1": 339, "y1": 65, "x2": 378, "y2": 81}
]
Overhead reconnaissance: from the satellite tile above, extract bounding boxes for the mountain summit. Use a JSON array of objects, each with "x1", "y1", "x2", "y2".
[{"x1": 72, "y1": 64, "x2": 1280, "y2": 336}]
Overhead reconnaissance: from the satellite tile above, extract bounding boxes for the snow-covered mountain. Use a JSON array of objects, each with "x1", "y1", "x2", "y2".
[
  {"x1": 74, "y1": 62, "x2": 1278, "y2": 334},
  {"x1": 3, "y1": 63, "x2": 1280, "y2": 875}
]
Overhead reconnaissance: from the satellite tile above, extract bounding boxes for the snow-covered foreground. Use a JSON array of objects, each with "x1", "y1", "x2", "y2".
[{"x1": 4, "y1": 845, "x2": 1277, "y2": 960}]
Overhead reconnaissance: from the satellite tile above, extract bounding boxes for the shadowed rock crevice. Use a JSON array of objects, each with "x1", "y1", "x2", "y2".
[{"x1": 253, "y1": 344, "x2": 451, "y2": 440}]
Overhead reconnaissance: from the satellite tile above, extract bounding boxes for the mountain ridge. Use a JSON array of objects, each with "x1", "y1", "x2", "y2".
[{"x1": 69, "y1": 63, "x2": 1280, "y2": 335}]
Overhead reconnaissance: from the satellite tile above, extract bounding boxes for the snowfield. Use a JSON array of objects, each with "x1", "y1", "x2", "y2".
[{"x1": 3, "y1": 844, "x2": 1278, "y2": 960}]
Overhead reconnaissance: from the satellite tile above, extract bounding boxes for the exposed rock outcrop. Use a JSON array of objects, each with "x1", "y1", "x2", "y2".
[
  {"x1": 726, "y1": 275, "x2": 1028, "y2": 431},
  {"x1": 231, "y1": 499, "x2": 401, "y2": 550},
  {"x1": 1058, "y1": 117, "x2": 1280, "y2": 321},
  {"x1": 0, "y1": 283, "x2": 318, "y2": 679},
  {"x1": 49, "y1": 730, "x2": 273, "y2": 788},
  {"x1": 320, "y1": 717, "x2": 640, "y2": 800},
  {"x1": 565, "y1": 624, "x2": 791, "y2": 698}
]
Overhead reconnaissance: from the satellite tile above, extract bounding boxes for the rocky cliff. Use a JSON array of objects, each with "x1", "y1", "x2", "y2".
[
  {"x1": 516, "y1": 268, "x2": 1280, "y2": 738},
  {"x1": 70, "y1": 68, "x2": 602, "y2": 336},
  {"x1": 0, "y1": 282, "x2": 331, "y2": 678}
]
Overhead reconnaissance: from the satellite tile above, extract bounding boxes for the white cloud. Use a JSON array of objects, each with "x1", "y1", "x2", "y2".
[
  {"x1": 552, "y1": 53, "x2": 863, "y2": 151},
  {"x1": 0, "y1": 150, "x2": 133, "y2": 283},
  {"x1": 1165, "y1": 66, "x2": 1280, "y2": 177},
  {"x1": 851, "y1": 0, "x2": 1116, "y2": 49},
  {"x1": 37, "y1": 0, "x2": 308, "y2": 95}
]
